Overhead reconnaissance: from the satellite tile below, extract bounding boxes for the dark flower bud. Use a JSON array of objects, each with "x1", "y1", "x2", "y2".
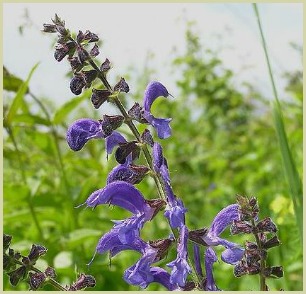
[
  {"x1": 21, "y1": 256, "x2": 31, "y2": 265},
  {"x1": 14, "y1": 252, "x2": 21, "y2": 260},
  {"x1": 91, "y1": 88, "x2": 111, "y2": 109},
  {"x1": 8, "y1": 266, "x2": 27, "y2": 286},
  {"x1": 245, "y1": 250, "x2": 260, "y2": 267},
  {"x1": 28, "y1": 244, "x2": 47, "y2": 263},
  {"x1": 68, "y1": 57, "x2": 84, "y2": 72},
  {"x1": 42, "y1": 23, "x2": 57, "y2": 33},
  {"x1": 249, "y1": 197, "x2": 258, "y2": 208},
  {"x1": 54, "y1": 43, "x2": 69, "y2": 62},
  {"x1": 52, "y1": 14, "x2": 65, "y2": 27},
  {"x1": 263, "y1": 266, "x2": 283, "y2": 278},
  {"x1": 149, "y1": 237, "x2": 174, "y2": 261},
  {"x1": 82, "y1": 70, "x2": 97, "y2": 87},
  {"x1": 29, "y1": 272, "x2": 46, "y2": 290},
  {"x1": 100, "y1": 58, "x2": 111, "y2": 72},
  {"x1": 100, "y1": 115, "x2": 124, "y2": 136},
  {"x1": 231, "y1": 220, "x2": 253, "y2": 235},
  {"x1": 76, "y1": 30, "x2": 84, "y2": 44},
  {"x1": 129, "y1": 165, "x2": 150, "y2": 184},
  {"x1": 70, "y1": 74, "x2": 86, "y2": 95},
  {"x1": 114, "y1": 77, "x2": 129, "y2": 93},
  {"x1": 90, "y1": 44, "x2": 100, "y2": 57},
  {"x1": 77, "y1": 46, "x2": 89, "y2": 64},
  {"x1": 247, "y1": 263, "x2": 260, "y2": 275},
  {"x1": 55, "y1": 25, "x2": 68, "y2": 36},
  {"x1": 263, "y1": 235, "x2": 281, "y2": 249},
  {"x1": 141, "y1": 129, "x2": 154, "y2": 147},
  {"x1": 8, "y1": 248, "x2": 15, "y2": 257},
  {"x1": 3, "y1": 254, "x2": 12, "y2": 271},
  {"x1": 256, "y1": 217, "x2": 277, "y2": 233},
  {"x1": 182, "y1": 281, "x2": 196, "y2": 291},
  {"x1": 115, "y1": 141, "x2": 140, "y2": 164},
  {"x1": 3, "y1": 234, "x2": 12, "y2": 251},
  {"x1": 128, "y1": 102, "x2": 147, "y2": 123},
  {"x1": 245, "y1": 241, "x2": 258, "y2": 250},
  {"x1": 84, "y1": 30, "x2": 99, "y2": 43},
  {"x1": 146, "y1": 198, "x2": 166, "y2": 219},
  {"x1": 45, "y1": 266, "x2": 56, "y2": 278},
  {"x1": 188, "y1": 228, "x2": 209, "y2": 246},
  {"x1": 69, "y1": 273, "x2": 96, "y2": 290},
  {"x1": 234, "y1": 261, "x2": 248, "y2": 277}
]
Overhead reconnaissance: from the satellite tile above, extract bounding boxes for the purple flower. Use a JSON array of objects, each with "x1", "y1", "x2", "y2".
[
  {"x1": 105, "y1": 131, "x2": 127, "y2": 155},
  {"x1": 167, "y1": 225, "x2": 192, "y2": 287},
  {"x1": 202, "y1": 204, "x2": 244, "y2": 291},
  {"x1": 66, "y1": 118, "x2": 104, "y2": 151},
  {"x1": 193, "y1": 244, "x2": 203, "y2": 277},
  {"x1": 143, "y1": 81, "x2": 172, "y2": 139},
  {"x1": 153, "y1": 142, "x2": 187, "y2": 228}
]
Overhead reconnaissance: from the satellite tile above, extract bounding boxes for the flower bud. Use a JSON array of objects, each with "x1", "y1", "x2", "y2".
[
  {"x1": 182, "y1": 281, "x2": 196, "y2": 291},
  {"x1": 230, "y1": 220, "x2": 253, "y2": 235},
  {"x1": 245, "y1": 241, "x2": 258, "y2": 250},
  {"x1": 100, "y1": 115, "x2": 124, "y2": 136},
  {"x1": 45, "y1": 266, "x2": 56, "y2": 278},
  {"x1": 51, "y1": 14, "x2": 65, "y2": 27},
  {"x1": 54, "y1": 43, "x2": 69, "y2": 62},
  {"x1": 29, "y1": 272, "x2": 46, "y2": 290},
  {"x1": 188, "y1": 228, "x2": 209, "y2": 246},
  {"x1": 3, "y1": 234, "x2": 12, "y2": 251},
  {"x1": 84, "y1": 30, "x2": 99, "y2": 43},
  {"x1": 68, "y1": 57, "x2": 84, "y2": 72},
  {"x1": 8, "y1": 266, "x2": 27, "y2": 286},
  {"x1": 90, "y1": 44, "x2": 100, "y2": 57},
  {"x1": 82, "y1": 70, "x2": 97, "y2": 87},
  {"x1": 100, "y1": 58, "x2": 111, "y2": 72},
  {"x1": 77, "y1": 46, "x2": 89, "y2": 63},
  {"x1": 256, "y1": 217, "x2": 277, "y2": 233},
  {"x1": 234, "y1": 261, "x2": 248, "y2": 277},
  {"x1": 55, "y1": 25, "x2": 68, "y2": 36},
  {"x1": 42, "y1": 23, "x2": 57, "y2": 33},
  {"x1": 247, "y1": 263, "x2": 260, "y2": 275},
  {"x1": 263, "y1": 266, "x2": 283, "y2": 278},
  {"x1": 114, "y1": 77, "x2": 129, "y2": 93},
  {"x1": 263, "y1": 235, "x2": 281, "y2": 249},
  {"x1": 149, "y1": 237, "x2": 174, "y2": 261},
  {"x1": 128, "y1": 102, "x2": 147, "y2": 123},
  {"x1": 91, "y1": 89, "x2": 111, "y2": 109},
  {"x1": 28, "y1": 244, "x2": 47, "y2": 263},
  {"x1": 141, "y1": 129, "x2": 154, "y2": 147},
  {"x1": 115, "y1": 141, "x2": 140, "y2": 164},
  {"x1": 146, "y1": 198, "x2": 166, "y2": 219},
  {"x1": 70, "y1": 74, "x2": 86, "y2": 95},
  {"x1": 68, "y1": 273, "x2": 96, "y2": 290},
  {"x1": 76, "y1": 30, "x2": 85, "y2": 44}
]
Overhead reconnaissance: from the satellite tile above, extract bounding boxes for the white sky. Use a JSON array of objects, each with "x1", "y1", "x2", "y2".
[{"x1": 3, "y1": 3, "x2": 303, "y2": 106}]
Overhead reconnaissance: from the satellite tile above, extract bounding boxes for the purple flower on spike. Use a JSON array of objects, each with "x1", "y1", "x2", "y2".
[
  {"x1": 167, "y1": 225, "x2": 191, "y2": 287},
  {"x1": 66, "y1": 118, "x2": 105, "y2": 151},
  {"x1": 202, "y1": 204, "x2": 244, "y2": 291},
  {"x1": 143, "y1": 81, "x2": 172, "y2": 139}
]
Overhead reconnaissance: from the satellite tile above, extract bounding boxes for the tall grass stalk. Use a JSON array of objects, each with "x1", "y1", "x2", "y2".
[{"x1": 252, "y1": 3, "x2": 303, "y2": 244}]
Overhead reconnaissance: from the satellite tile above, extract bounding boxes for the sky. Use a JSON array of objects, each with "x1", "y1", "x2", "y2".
[{"x1": 3, "y1": 3, "x2": 303, "y2": 106}]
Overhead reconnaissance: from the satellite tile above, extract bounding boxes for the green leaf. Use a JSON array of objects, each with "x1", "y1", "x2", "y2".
[
  {"x1": 272, "y1": 100, "x2": 303, "y2": 241},
  {"x1": 5, "y1": 63, "x2": 39, "y2": 126},
  {"x1": 52, "y1": 91, "x2": 89, "y2": 124},
  {"x1": 3, "y1": 66, "x2": 25, "y2": 93}
]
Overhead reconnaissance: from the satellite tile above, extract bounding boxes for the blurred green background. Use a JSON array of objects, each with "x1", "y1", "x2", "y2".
[{"x1": 3, "y1": 6, "x2": 302, "y2": 291}]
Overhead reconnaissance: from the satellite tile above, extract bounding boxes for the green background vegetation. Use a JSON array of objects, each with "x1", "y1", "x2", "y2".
[{"x1": 3, "y1": 25, "x2": 302, "y2": 290}]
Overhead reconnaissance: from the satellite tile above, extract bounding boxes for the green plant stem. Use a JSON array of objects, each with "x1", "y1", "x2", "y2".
[
  {"x1": 14, "y1": 259, "x2": 67, "y2": 291},
  {"x1": 87, "y1": 56, "x2": 167, "y2": 201},
  {"x1": 251, "y1": 219, "x2": 267, "y2": 291}
]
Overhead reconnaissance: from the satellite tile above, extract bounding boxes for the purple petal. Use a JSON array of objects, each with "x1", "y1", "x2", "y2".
[
  {"x1": 86, "y1": 181, "x2": 148, "y2": 214},
  {"x1": 66, "y1": 118, "x2": 104, "y2": 151},
  {"x1": 143, "y1": 112, "x2": 172, "y2": 139},
  {"x1": 143, "y1": 81, "x2": 169, "y2": 111},
  {"x1": 107, "y1": 165, "x2": 134, "y2": 184},
  {"x1": 221, "y1": 247, "x2": 244, "y2": 265},
  {"x1": 167, "y1": 225, "x2": 191, "y2": 287},
  {"x1": 110, "y1": 237, "x2": 147, "y2": 257},
  {"x1": 105, "y1": 131, "x2": 126, "y2": 154},
  {"x1": 164, "y1": 198, "x2": 187, "y2": 229},
  {"x1": 204, "y1": 247, "x2": 219, "y2": 291},
  {"x1": 151, "y1": 267, "x2": 178, "y2": 290},
  {"x1": 153, "y1": 142, "x2": 163, "y2": 172},
  {"x1": 123, "y1": 248, "x2": 157, "y2": 288},
  {"x1": 193, "y1": 244, "x2": 203, "y2": 277},
  {"x1": 206, "y1": 204, "x2": 240, "y2": 239}
]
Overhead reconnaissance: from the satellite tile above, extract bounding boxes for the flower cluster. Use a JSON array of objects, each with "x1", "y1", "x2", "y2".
[{"x1": 42, "y1": 15, "x2": 283, "y2": 291}]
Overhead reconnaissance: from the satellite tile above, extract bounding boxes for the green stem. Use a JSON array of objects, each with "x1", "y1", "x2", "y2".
[{"x1": 251, "y1": 219, "x2": 267, "y2": 291}]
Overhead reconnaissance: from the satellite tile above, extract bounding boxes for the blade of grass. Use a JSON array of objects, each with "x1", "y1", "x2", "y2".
[{"x1": 253, "y1": 3, "x2": 302, "y2": 243}]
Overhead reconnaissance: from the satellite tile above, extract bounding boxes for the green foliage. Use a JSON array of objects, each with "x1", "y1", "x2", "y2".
[{"x1": 3, "y1": 27, "x2": 302, "y2": 291}]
